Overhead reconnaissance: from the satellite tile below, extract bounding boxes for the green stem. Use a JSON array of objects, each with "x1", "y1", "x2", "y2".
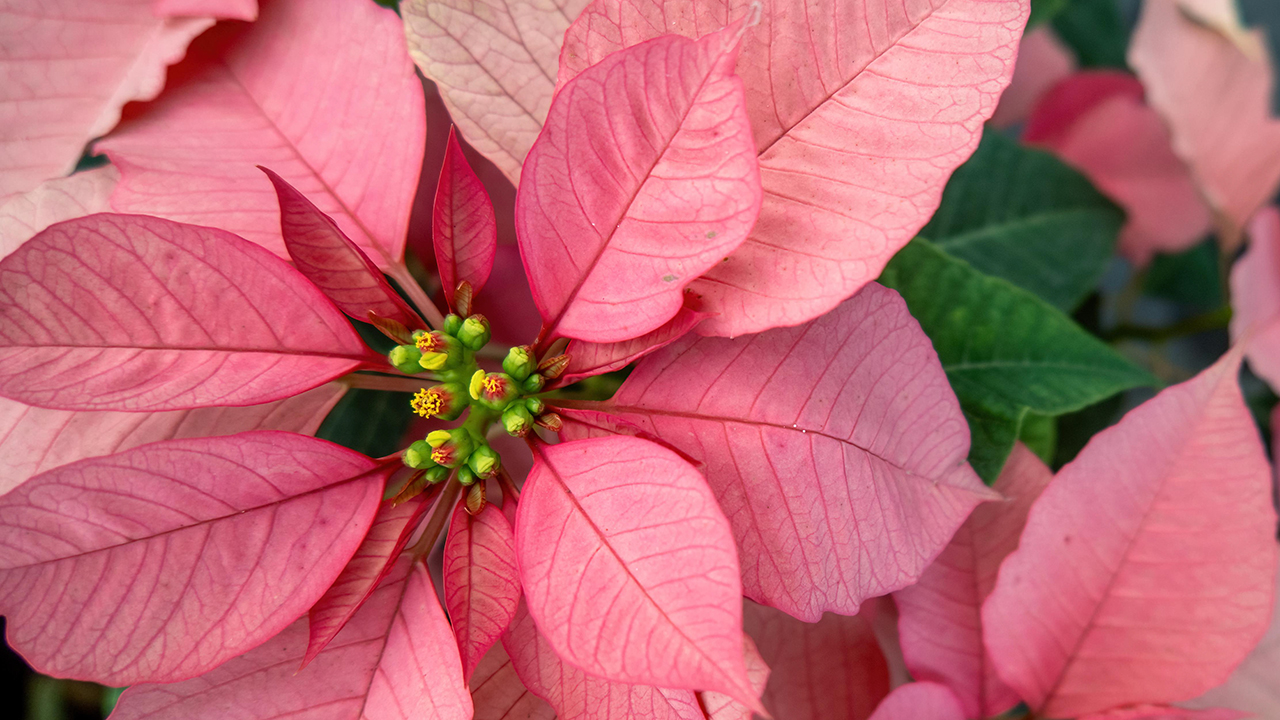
[{"x1": 1104, "y1": 305, "x2": 1233, "y2": 343}]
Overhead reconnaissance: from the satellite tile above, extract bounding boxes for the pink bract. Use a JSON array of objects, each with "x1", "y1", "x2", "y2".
[
  {"x1": 989, "y1": 26, "x2": 1076, "y2": 128},
  {"x1": 866, "y1": 682, "x2": 967, "y2": 720},
  {"x1": 434, "y1": 127, "x2": 498, "y2": 306},
  {"x1": 0, "y1": 166, "x2": 119, "y2": 259},
  {"x1": 443, "y1": 501, "x2": 521, "y2": 681},
  {"x1": 1229, "y1": 206, "x2": 1280, "y2": 390}
]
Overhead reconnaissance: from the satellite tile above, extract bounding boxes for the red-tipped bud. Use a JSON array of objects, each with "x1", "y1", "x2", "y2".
[
  {"x1": 469, "y1": 370, "x2": 519, "y2": 410},
  {"x1": 410, "y1": 383, "x2": 468, "y2": 420},
  {"x1": 425, "y1": 429, "x2": 475, "y2": 468}
]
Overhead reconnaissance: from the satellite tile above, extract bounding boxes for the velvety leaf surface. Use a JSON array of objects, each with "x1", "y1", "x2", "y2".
[
  {"x1": 518, "y1": 27, "x2": 760, "y2": 344},
  {"x1": 982, "y1": 348, "x2": 1279, "y2": 718},
  {"x1": 305, "y1": 495, "x2": 432, "y2": 667},
  {"x1": 699, "y1": 637, "x2": 770, "y2": 720},
  {"x1": 471, "y1": 643, "x2": 556, "y2": 720},
  {"x1": 1129, "y1": 0, "x2": 1280, "y2": 246},
  {"x1": 263, "y1": 168, "x2": 424, "y2": 331},
  {"x1": 989, "y1": 26, "x2": 1076, "y2": 128},
  {"x1": 1025, "y1": 71, "x2": 1213, "y2": 265},
  {"x1": 0, "y1": 1, "x2": 212, "y2": 198},
  {"x1": 517, "y1": 436, "x2": 756, "y2": 704},
  {"x1": 0, "y1": 166, "x2": 118, "y2": 259},
  {"x1": 894, "y1": 443, "x2": 1052, "y2": 719},
  {"x1": 0, "y1": 431, "x2": 387, "y2": 685},
  {"x1": 403, "y1": 0, "x2": 590, "y2": 184},
  {"x1": 98, "y1": 0, "x2": 425, "y2": 266},
  {"x1": 923, "y1": 128, "x2": 1122, "y2": 311},
  {"x1": 1181, "y1": 555, "x2": 1280, "y2": 718},
  {"x1": 434, "y1": 127, "x2": 497, "y2": 304},
  {"x1": 502, "y1": 600, "x2": 705, "y2": 720},
  {"x1": 0, "y1": 214, "x2": 377, "y2": 411},
  {"x1": 744, "y1": 599, "x2": 889, "y2": 720},
  {"x1": 0, "y1": 382, "x2": 346, "y2": 497},
  {"x1": 111, "y1": 557, "x2": 473, "y2": 720},
  {"x1": 1229, "y1": 206, "x2": 1280, "y2": 391},
  {"x1": 602, "y1": 282, "x2": 996, "y2": 620},
  {"x1": 559, "y1": 303, "x2": 706, "y2": 385},
  {"x1": 866, "y1": 683, "x2": 967, "y2": 720},
  {"x1": 879, "y1": 238, "x2": 1154, "y2": 480},
  {"x1": 560, "y1": 0, "x2": 1028, "y2": 337},
  {"x1": 444, "y1": 501, "x2": 521, "y2": 681}
]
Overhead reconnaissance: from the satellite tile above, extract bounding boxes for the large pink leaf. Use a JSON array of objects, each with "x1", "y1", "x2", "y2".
[
  {"x1": 559, "y1": 0, "x2": 1027, "y2": 336},
  {"x1": 153, "y1": 0, "x2": 258, "y2": 20},
  {"x1": 261, "y1": 167, "x2": 424, "y2": 331},
  {"x1": 982, "y1": 347, "x2": 1279, "y2": 718},
  {"x1": 1229, "y1": 206, "x2": 1280, "y2": 391},
  {"x1": 434, "y1": 127, "x2": 497, "y2": 304},
  {"x1": 402, "y1": 0, "x2": 592, "y2": 184},
  {"x1": 866, "y1": 683, "x2": 967, "y2": 720},
  {"x1": 558, "y1": 302, "x2": 706, "y2": 385},
  {"x1": 444, "y1": 500, "x2": 521, "y2": 681},
  {"x1": 97, "y1": 0, "x2": 425, "y2": 267},
  {"x1": 989, "y1": 26, "x2": 1075, "y2": 128},
  {"x1": 0, "y1": 382, "x2": 345, "y2": 497},
  {"x1": 0, "y1": 1, "x2": 212, "y2": 198},
  {"x1": 502, "y1": 600, "x2": 706, "y2": 720},
  {"x1": 0, "y1": 431, "x2": 387, "y2": 685},
  {"x1": 0, "y1": 214, "x2": 379, "y2": 411},
  {"x1": 597, "y1": 282, "x2": 996, "y2": 619},
  {"x1": 1082, "y1": 708, "x2": 1245, "y2": 720},
  {"x1": 471, "y1": 643, "x2": 557, "y2": 720},
  {"x1": 1129, "y1": 0, "x2": 1280, "y2": 246},
  {"x1": 518, "y1": 26, "x2": 760, "y2": 345},
  {"x1": 304, "y1": 495, "x2": 432, "y2": 667},
  {"x1": 516, "y1": 436, "x2": 758, "y2": 706},
  {"x1": 699, "y1": 637, "x2": 770, "y2": 720},
  {"x1": 0, "y1": 166, "x2": 119, "y2": 259},
  {"x1": 743, "y1": 599, "x2": 889, "y2": 720},
  {"x1": 1025, "y1": 71, "x2": 1212, "y2": 265},
  {"x1": 110, "y1": 556, "x2": 473, "y2": 720},
  {"x1": 893, "y1": 442, "x2": 1052, "y2": 719}
]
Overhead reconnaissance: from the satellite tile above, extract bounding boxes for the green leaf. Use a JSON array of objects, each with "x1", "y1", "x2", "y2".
[
  {"x1": 1144, "y1": 238, "x2": 1222, "y2": 310},
  {"x1": 1019, "y1": 411, "x2": 1058, "y2": 464},
  {"x1": 880, "y1": 238, "x2": 1155, "y2": 479},
  {"x1": 317, "y1": 388, "x2": 416, "y2": 458},
  {"x1": 923, "y1": 129, "x2": 1123, "y2": 312},
  {"x1": 1030, "y1": 0, "x2": 1072, "y2": 26},
  {"x1": 1052, "y1": 0, "x2": 1131, "y2": 68}
]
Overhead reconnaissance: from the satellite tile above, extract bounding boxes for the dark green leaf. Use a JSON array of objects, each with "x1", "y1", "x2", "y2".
[
  {"x1": 1053, "y1": 0, "x2": 1131, "y2": 68},
  {"x1": 962, "y1": 402, "x2": 1025, "y2": 483},
  {"x1": 1052, "y1": 392, "x2": 1127, "y2": 468},
  {"x1": 1030, "y1": 0, "x2": 1071, "y2": 26},
  {"x1": 1144, "y1": 238, "x2": 1222, "y2": 310},
  {"x1": 923, "y1": 129, "x2": 1123, "y2": 311},
  {"x1": 1019, "y1": 411, "x2": 1058, "y2": 464},
  {"x1": 317, "y1": 388, "x2": 416, "y2": 458}
]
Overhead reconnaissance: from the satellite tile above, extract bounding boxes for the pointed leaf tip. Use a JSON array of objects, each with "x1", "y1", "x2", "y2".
[
  {"x1": 433, "y1": 127, "x2": 498, "y2": 307},
  {"x1": 983, "y1": 348, "x2": 1277, "y2": 717}
]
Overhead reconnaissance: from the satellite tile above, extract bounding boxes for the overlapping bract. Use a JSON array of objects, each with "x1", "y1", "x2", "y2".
[{"x1": 434, "y1": 127, "x2": 499, "y2": 305}]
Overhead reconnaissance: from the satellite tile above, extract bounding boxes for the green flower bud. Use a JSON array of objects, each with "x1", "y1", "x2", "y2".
[
  {"x1": 424, "y1": 466, "x2": 450, "y2": 484},
  {"x1": 443, "y1": 313, "x2": 464, "y2": 336},
  {"x1": 423, "y1": 428, "x2": 475, "y2": 468},
  {"x1": 410, "y1": 383, "x2": 468, "y2": 420},
  {"x1": 402, "y1": 439, "x2": 437, "y2": 469},
  {"x1": 470, "y1": 371, "x2": 520, "y2": 410},
  {"x1": 467, "y1": 444, "x2": 501, "y2": 480},
  {"x1": 416, "y1": 331, "x2": 462, "y2": 371},
  {"x1": 502, "y1": 403, "x2": 534, "y2": 437},
  {"x1": 524, "y1": 397, "x2": 545, "y2": 415},
  {"x1": 502, "y1": 346, "x2": 536, "y2": 380},
  {"x1": 389, "y1": 344, "x2": 425, "y2": 373},
  {"x1": 456, "y1": 465, "x2": 477, "y2": 486},
  {"x1": 521, "y1": 373, "x2": 546, "y2": 393},
  {"x1": 457, "y1": 314, "x2": 491, "y2": 350}
]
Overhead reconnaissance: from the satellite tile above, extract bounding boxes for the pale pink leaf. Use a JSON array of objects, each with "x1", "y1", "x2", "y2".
[
  {"x1": 699, "y1": 636, "x2": 770, "y2": 720},
  {"x1": 0, "y1": 2, "x2": 212, "y2": 198},
  {"x1": 0, "y1": 213, "x2": 378, "y2": 411},
  {"x1": 304, "y1": 495, "x2": 433, "y2": 667},
  {"x1": 110, "y1": 556, "x2": 473, "y2": 720},
  {"x1": 471, "y1": 643, "x2": 557, "y2": 720},
  {"x1": 0, "y1": 431, "x2": 387, "y2": 685},
  {"x1": 153, "y1": 0, "x2": 258, "y2": 20},
  {"x1": 262, "y1": 167, "x2": 425, "y2": 330},
  {"x1": 1180, "y1": 553, "x2": 1280, "y2": 718},
  {"x1": 990, "y1": 26, "x2": 1076, "y2": 128},
  {"x1": 1082, "y1": 706, "x2": 1245, "y2": 720},
  {"x1": 894, "y1": 442, "x2": 1052, "y2": 719},
  {"x1": 402, "y1": 0, "x2": 592, "y2": 184},
  {"x1": 434, "y1": 127, "x2": 498, "y2": 304},
  {"x1": 1025, "y1": 71, "x2": 1212, "y2": 265},
  {"x1": 518, "y1": 26, "x2": 760, "y2": 345},
  {"x1": 867, "y1": 683, "x2": 967, "y2": 720},
  {"x1": 444, "y1": 500, "x2": 521, "y2": 681},
  {"x1": 744, "y1": 599, "x2": 888, "y2": 720},
  {"x1": 0, "y1": 166, "x2": 119, "y2": 260},
  {"x1": 560, "y1": 0, "x2": 1027, "y2": 336},
  {"x1": 602, "y1": 282, "x2": 997, "y2": 619},
  {"x1": 558, "y1": 302, "x2": 707, "y2": 385},
  {"x1": 98, "y1": 0, "x2": 425, "y2": 266},
  {"x1": 472, "y1": 243, "x2": 543, "y2": 346},
  {"x1": 1129, "y1": 0, "x2": 1280, "y2": 247},
  {"x1": 502, "y1": 599, "x2": 706, "y2": 720},
  {"x1": 0, "y1": 382, "x2": 345, "y2": 497},
  {"x1": 1229, "y1": 206, "x2": 1280, "y2": 391},
  {"x1": 516, "y1": 436, "x2": 758, "y2": 706},
  {"x1": 982, "y1": 348, "x2": 1279, "y2": 718}
]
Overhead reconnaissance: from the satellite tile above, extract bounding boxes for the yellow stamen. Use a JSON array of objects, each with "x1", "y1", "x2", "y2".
[
  {"x1": 410, "y1": 388, "x2": 444, "y2": 418},
  {"x1": 482, "y1": 376, "x2": 503, "y2": 395}
]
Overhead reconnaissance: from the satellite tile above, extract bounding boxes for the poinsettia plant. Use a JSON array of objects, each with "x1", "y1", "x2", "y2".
[{"x1": 2, "y1": 0, "x2": 1280, "y2": 718}]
